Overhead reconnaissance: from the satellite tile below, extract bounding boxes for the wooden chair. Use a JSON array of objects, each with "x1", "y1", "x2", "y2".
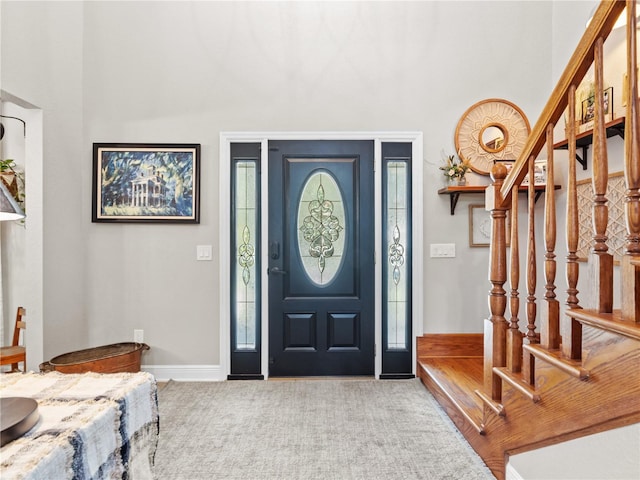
[{"x1": 0, "y1": 307, "x2": 26, "y2": 372}]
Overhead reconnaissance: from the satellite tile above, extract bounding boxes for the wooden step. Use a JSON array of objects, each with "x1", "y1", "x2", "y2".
[
  {"x1": 418, "y1": 357, "x2": 485, "y2": 435},
  {"x1": 567, "y1": 309, "x2": 640, "y2": 341}
]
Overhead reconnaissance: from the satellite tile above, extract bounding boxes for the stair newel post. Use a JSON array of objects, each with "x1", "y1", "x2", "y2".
[
  {"x1": 485, "y1": 162, "x2": 509, "y2": 401},
  {"x1": 523, "y1": 158, "x2": 538, "y2": 385},
  {"x1": 564, "y1": 85, "x2": 583, "y2": 360},
  {"x1": 622, "y1": 0, "x2": 640, "y2": 323},
  {"x1": 541, "y1": 124, "x2": 560, "y2": 349},
  {"x1": 589, "y1": 37, "x2": 614, "y2": 313},
  {"x1": 507, "y1": 188, "x2": 522, "y2": 373}
]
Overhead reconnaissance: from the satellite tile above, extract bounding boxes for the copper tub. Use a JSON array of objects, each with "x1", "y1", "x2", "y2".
[{"x1": 40, "y1": 342, "x2": 149, "y2": 374}]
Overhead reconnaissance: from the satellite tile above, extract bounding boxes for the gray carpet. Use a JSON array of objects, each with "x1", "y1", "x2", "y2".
[{"x1": 152, "y1": 378, "x2": 495, "y2": 480}]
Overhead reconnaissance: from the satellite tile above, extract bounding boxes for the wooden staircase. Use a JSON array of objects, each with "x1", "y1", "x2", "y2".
[
  {"x1": 418, "y1": 329, "x2": 640, "y2": 479},
  {"x1": 417, "y1": 2, "x2": 640, "y2": 479}
]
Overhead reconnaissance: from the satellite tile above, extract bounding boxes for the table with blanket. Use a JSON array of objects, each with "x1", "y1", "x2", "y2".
[{"x1": 0, "y1": 371, "x2": 158, "y2": 480}]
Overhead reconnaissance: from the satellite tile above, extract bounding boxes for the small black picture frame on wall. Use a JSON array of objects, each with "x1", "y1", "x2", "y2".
[
  {"x1": 581, "y1": 86, "x2": 613, "y2": 127},
  {"x1": 92, "y1": 143, "x2": 200, "y2": 223}
]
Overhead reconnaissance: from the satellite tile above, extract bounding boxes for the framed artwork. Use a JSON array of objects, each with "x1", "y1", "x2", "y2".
[
  {"x1": 580, "y1": 87, "x2": 613, "y2": 132},
  {"x1": 576, "y1": 171, "x2": 625, "y2": 263},
  {"x1": 494, "y1": 158, "x2": 546, "y2": 186},
  {"x1": 469, "y1": 204, "x2": 492, "y2": 247},
  {"x1": 469, "y1": 204, "x2": 511, "y2": 248},
  {"x1": 92, "y1": 143, "x2": 200, "y2": 223},
  {"x1": 522, "y1": 159, "x2": 547, "y2": 186}
]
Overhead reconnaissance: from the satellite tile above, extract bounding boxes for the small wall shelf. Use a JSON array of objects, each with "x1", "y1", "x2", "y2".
[
  {"x1": 438, "y1": 184, "x2": 558, "y2": 215},
  {"x1": 553, "y1": 116, "x2": 625, "y2": 170}
]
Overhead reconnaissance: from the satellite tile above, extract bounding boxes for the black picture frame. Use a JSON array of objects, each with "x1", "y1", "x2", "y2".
[
  {"x1": 581, "y1": 86, "x2": 613, "y2": 125},
  {"x1": 92, "y1": 143, "x2": 200, "y2": 223}
]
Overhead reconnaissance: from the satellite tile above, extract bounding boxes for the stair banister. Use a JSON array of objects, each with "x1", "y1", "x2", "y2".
[
  {"x1": 499, "y1": 0, "x2": 625, "y2": 206},
  {"x1": 485, "y1": 0, "x2": 628, "y2": 408}
]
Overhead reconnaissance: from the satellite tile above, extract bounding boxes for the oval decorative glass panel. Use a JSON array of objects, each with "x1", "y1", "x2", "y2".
[{"x1": 297, "y1": 171, "x2": 346, "y2": 286}]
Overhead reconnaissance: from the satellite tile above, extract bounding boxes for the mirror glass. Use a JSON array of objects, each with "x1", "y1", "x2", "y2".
[{"x1": 480, "y1": 123, "x2": 506, "y2": 152}]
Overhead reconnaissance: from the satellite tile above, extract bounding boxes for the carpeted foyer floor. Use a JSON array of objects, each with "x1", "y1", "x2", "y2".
[{"x1": 152, "y1": 378, "x2": 495, "y2": 480}]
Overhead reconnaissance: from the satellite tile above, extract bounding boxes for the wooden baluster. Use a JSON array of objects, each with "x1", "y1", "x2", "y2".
[
  {"x1": 522, "y1": 157, "x2": 538, "y2": 386},
  {"x1": 622, "y1": 0, "x2": 640, "y2": 323},
  {"x1": 525, "y1": 157, "x2": 538, "y2": 345},
  {"x1": 507, "y1": 189, "x2": 522, "y2": 373},
  {"x1": 541, "y1": 124, "x2": 560, "y2": 349},
  {"x1": 566, "y1": 85, "x2": 581, "y2": 310},
  {"x1": 589, "y1": 37, "x2": 614, "y2": 313},
  {"x1": 564, "y1": 85, "x2": 583, "y2": 360},
  {"x1": 485, "y1": 162, "x2": 509, "y2": 401}
]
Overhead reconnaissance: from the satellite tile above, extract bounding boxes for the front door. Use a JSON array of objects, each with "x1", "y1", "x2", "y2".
[{"x1": 268, "y1": 140, "x2": 374, "y2": 376}]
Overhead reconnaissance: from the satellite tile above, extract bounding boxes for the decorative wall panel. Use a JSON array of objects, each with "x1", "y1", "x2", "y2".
[{"x1": 577, "y1": 171, "x2": 625, "y2": 262}]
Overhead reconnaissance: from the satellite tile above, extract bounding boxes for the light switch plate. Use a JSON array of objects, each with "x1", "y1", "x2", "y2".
[
  {"x1": 196, "y1": 245, "x2": 213, "y2": 261},
  {"x1": 430, "y1": 243, "x2": 456, "y2": 258}
]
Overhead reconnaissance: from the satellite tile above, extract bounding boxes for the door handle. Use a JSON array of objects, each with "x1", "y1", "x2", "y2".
[{"x1": 268, "y1": 267, "x2": 287, "y2": 275}]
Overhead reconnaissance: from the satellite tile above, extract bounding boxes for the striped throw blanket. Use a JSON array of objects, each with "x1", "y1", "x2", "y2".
[{"x1": 0, "y1": 371, "x2": 158, "y2": 480}]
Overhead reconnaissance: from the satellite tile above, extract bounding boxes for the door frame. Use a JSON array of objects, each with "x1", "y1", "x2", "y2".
[{"x1": 219, "y1": 132, "x2": 423, "y2": 379}]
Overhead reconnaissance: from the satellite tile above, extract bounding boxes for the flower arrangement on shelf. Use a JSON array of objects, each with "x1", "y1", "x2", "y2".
[{"x1": 439, "y1": 153, "x2": 470, "y2": 184}]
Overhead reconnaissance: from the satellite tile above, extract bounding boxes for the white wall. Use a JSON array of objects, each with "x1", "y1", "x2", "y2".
[
  {"x1": 1, "y1": 0, "x2": 556, "y2": 367},
  {"x1": 1, "y1": 0, "x2": 85, "y2": 365}
]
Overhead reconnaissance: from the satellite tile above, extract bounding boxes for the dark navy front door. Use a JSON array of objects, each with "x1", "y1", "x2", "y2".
[{"x1": 268, "y1": 140, "x2": 374, "y2": 376}]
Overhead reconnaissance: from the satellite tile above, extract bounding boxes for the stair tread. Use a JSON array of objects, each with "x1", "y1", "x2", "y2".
[
  {"x1": 567, "y1": 309, "x2": 640, "y2": 340},
  {"x1": 419, "y1": 357, "x2": 484, "y2": 414}
]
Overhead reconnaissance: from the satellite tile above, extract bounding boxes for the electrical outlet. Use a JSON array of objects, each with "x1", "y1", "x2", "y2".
[
  {"x1": 134, "y1": 329, "x2": 144, "y2": 343},
  {"x1": 430, "y1": 243, "x2": 456, "y2": 258}
]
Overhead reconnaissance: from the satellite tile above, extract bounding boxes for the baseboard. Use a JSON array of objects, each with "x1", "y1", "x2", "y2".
[
  {"x1": 142, "y1": 364, "x2": 224, "y2": 382},
  {"x1": 505, "y1": 463, "x2": 524, "y2": 480}
]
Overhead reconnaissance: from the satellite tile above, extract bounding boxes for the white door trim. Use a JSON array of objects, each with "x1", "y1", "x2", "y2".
[{"x1": 219, "y1": 132, "x2": 423, "y2": 379}]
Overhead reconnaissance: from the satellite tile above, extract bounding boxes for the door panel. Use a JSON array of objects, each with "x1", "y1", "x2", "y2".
[
  {"x1": 268, "y1": 140, "x2": 374, "y2": 376},
  {"x1": 283, "y1": 313, "x2": 316, "y2": 351}
]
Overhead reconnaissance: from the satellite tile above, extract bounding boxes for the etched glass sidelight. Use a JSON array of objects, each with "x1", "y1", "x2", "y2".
[
  {"x1": 234, "y1": 160, "x2": 257, "y2": 349},
  {"x1": 297, "y1": 170, "x2": 346, "y2": 286},
  {"x1": 385, "y1": 161, "x2": 409, "y2": 350}
]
